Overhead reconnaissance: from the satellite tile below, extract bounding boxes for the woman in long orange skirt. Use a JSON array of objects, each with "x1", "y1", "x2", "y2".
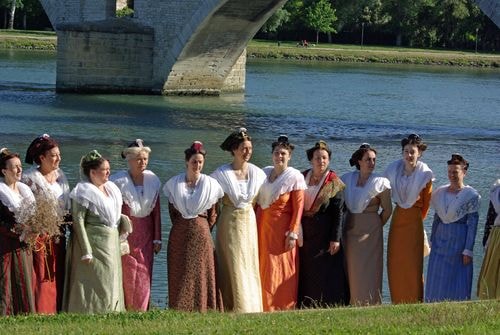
[
  {"x1": 256, "y1": 135, "x2": 306, "y2": 311},
  {"x1": 384, "y1": 134, "x2": 433, "y2": 304}
]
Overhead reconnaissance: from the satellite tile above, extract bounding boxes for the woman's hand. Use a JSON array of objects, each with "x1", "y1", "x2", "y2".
[
  {"x1": 463, "y1": 255, "x2": 472, "y2": 265},
  {"x1": 81, "y1": 258, "x2": 92, "y2": 264},
  {"x1": 154, "y1": 243, "x2": 162, "y2": 254},
  {"x1": 328, "y1": 241, "x2": 340, "y2": 255},
  {"x1": 285, "y1": 235, "x2": 297, "y2": 251}
]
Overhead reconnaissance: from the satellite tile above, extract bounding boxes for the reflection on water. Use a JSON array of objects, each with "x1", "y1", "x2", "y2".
[{"x1": 1, "y1": 50, "x2": 499, "y2": 307}]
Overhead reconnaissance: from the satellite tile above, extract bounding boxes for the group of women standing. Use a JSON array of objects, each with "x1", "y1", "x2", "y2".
[
  {"x1": 1, "y1": 130, "x2": 498, "y2": 316},
  {"x1": 1, "y1": 135, "x2": 160, "y2": 315}
]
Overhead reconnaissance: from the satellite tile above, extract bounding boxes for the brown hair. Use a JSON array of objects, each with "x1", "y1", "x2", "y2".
[
  {"x1": 25, "y1": 134, "x2": 59, "y2": 165},
  {"x1": 220, "y1": 127, "x2": 252, "y2": 154},
  {"x1": 306, "y1": 140, "x2": 331, "y2": 161},
  {"x1": 80, "y1": 150, "x2": 108, "y2": 179},
  {"x1": 349, "y1": 143, "x2": 377, "y2": 170},
  {"x1": 447, "y1": 153, "x2": 469, "y2": 170},
  {"x1": 0, "y1": 148, "x2": 21, "y2": 177},
  {"x1": 401, "y1": 133, "x2": 427, "y2": 152},
  {"x1": 272, "y1": 135, "x2": 295, "y2": 153},
  {"x1": 185, "y1": 141, "x2": 206, "y2": 161}
]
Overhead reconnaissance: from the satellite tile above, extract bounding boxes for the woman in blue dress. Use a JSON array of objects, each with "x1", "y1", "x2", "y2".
[{"x1": 425, "y1": 154, "x2": 480, "y2": 302}]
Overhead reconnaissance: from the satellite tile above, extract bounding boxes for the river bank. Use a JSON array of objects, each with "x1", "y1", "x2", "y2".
[
  {"x1": 0, "y1": 300, "x2": 498, "y2": 334},
  {"x1": 1, "y1": 29, "x2": 499, "y2": 67}
]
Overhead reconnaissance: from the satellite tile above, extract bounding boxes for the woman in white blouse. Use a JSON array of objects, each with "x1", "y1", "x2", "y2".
[{"x1": 342, "y1": 144, "x2": 391, "y2": 305}]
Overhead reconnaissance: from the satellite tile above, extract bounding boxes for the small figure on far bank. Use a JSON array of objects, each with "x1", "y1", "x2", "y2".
[
  {"x1": 477, "y1": 179, "x2": 500, "y2": 299},
  {"x1": 425, "y1": 154, "x2": 480, "y2": 302},
  {"x1": 23, "y1": 134, "x2": 70, "y2": 314},
  {"x1": 0, "y1": 148, "x2": 36, "y2": 315},
  {"x1": 342, "y1": 144, "x2": 392, "y2": 306},
  {"x1": 164, "y1": 141, "x2": 224, "y2": 312},
  {"x1": 256, "y1": 135, "x2": 307, "y2": 311},
  {"x1": 110, "y1": 139, "x2": 162, "y2": 311},
  {"x1": 298, "y1": 140, "x2": 350, "y2": 308},
  {"x1": 384, "y1": 134, "x2": 434, "y2": 304}
]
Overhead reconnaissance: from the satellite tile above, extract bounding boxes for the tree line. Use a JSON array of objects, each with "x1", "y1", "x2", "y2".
[
  {"x1": 260, "y1": 0, "x2": 499, "y2": 51},
  {"x1": 1, "y1": 0, "x2": 499, "y2": 52}
]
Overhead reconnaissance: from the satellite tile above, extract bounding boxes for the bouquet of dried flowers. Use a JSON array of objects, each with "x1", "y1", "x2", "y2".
[{"x1": 12, "y1": 192, "x2": 71, "y2": 250}]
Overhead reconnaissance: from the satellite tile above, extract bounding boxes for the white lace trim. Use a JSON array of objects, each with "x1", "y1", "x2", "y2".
[
  {"x1": 257, "y1": 166, "x2": 307, "y2": 209},
  {"x1": 341, "y1": 171, "x2": 391, "y2": 213},
  {"x1": 163, "y1": 173, "x2": 223, "y2": 219},
  {"x1": 110, "y1": 170, "x2": 160, "y2": 218}
]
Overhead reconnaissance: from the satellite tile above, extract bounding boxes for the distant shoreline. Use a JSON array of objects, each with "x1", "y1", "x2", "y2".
[{"x1": 1, "y1": 30, "x2": 499, "y2": 68}]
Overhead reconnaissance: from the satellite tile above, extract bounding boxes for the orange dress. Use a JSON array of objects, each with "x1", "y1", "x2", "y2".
[
  {"x1": 387, "y1": 181, "x2": 432, "y2": 303},
  {"x1": 257, "y1": 190, "x2": 304, "y2": 311}
]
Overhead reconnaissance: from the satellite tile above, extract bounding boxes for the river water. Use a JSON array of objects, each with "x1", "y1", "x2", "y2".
[{"x1": 1, "y1": 50, "x2": 499, "y2": 307}]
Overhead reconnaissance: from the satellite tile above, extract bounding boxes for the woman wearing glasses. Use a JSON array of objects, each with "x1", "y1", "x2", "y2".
[
  {"x1": 425, "y1": 154, "x2": 480, "y2": 302},
  {"x1": 342, "y1": 144, "x2": 392, "y2": 306},
  {"x1": 384, "y1": 134, "x2": 434, "y2": 304}
]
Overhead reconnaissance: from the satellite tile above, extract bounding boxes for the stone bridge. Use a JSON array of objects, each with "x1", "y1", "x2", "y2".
[
  {"x1": 39, "y1": 0, "x2": 499, "y2": 95},
  {"x1": 39, "y1": 0, "x2": 287, "y2": 95}
]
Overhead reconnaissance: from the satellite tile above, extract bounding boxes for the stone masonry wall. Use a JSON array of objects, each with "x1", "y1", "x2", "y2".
[{"x1": 56, "y1": 19, "x2": 154, "y2": 93}]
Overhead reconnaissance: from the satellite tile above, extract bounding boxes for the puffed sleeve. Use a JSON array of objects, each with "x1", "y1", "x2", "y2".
[
  {"x1": 71, "y1": 201, "x2": 92, "y2": 258},
  {"x1": 289, "y1": 189, "x2": 305, "y2": 234}
]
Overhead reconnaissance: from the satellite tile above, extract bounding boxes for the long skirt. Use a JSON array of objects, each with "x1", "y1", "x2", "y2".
[
  {"x1": 33, "y1": 236, "x2": 65, "y2": 314},
  {"x1": 0, "y1": 247, "x2": 35, "y2": 315},
  {"x1": 215, "y1": 197, "x2": 262, "y2": 313},
  {"x1": 344, "y1": 211, "x2": 383, "y2": 305},
  {"x1": 63, "y1": 220, "x2": 124, "y2": 314},
  {"x1": 122, "y1": 215, "x2": 155, "y2": 311},
  {"x1": 387, "y1": 206, "x2": 424, "y2": 304},
  {"x1": 168, "y1": 207, "x2": 219, "y2": 312},
  {"x1": 477, "y1": 227, "x2": 500, "y2": 299}
]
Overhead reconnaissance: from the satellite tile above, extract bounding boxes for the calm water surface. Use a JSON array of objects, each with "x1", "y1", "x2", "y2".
[{"x1": 1, "y1": 50, "x2": 499, "y2": 307}]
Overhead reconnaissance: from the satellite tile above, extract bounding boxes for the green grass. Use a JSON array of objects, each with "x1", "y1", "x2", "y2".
[
  {"x1": 0, "y1": 29, "x2": 56, "y2": 50},
  {"x1": 0, "y1": 300, "x2": 498, "y2": 334},
  {"x1": 1, "y1": 30, "x2": 499, "y2": 67}
]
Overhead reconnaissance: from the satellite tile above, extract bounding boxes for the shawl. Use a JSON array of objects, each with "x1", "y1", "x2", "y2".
[
  {"x1": 22, "y1": 166, "x2": 71, "y2": 211},
  {"x1": 163, "y1": 173, "x2": 223, "y2": 219},
  {"x1": 491, "y1": 179, "x2": 500, "y2": 226},
  {"x1": 303, "y1": 169, "x2": 345, "y2": 216},
  {"x1": 431, "y1": 185, "x2": 481, "y2": 224},
  {"x1": 384, "y1": 159, "x2": 434, "y2": 208},
  {"x1": 110, "y1": 170, "x2": 161, "y2": 218},
  {"x1": 341, "y1": 171, "x2": 391, "y2": 214},
  {"x1": 70, "y1": 181, "x2": 122, "y2": 228},
  {"x1": 211, "y1": 163, "x2": 266, "y2": 209},
  {"x1": 0, "y1": 181, "x2": 35, "y2": 218},
  {"x1": 257, "y1": 166, "x2": 307, "y2": 210}
]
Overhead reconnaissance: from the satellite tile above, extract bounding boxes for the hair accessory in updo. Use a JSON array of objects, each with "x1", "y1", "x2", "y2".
[
  {"x1": 185, "y1": 141, "x2": 207, "y2": 160},
  {"x1": 220, "y1": 127, "x2": 251, "y2": 152},
  {"x1": 306, "y1": 140, "x2": 331, "y2": 161},
  {"x1": 121, "y1": 139, "x2": 150, "y2": 159},
  {"x1": 81, "y1": 150, "x2": 102, "y2": 165},
  {"x1": 272, "y1": 134, "x2": 295, "y2": 152},
  {"x1": 447, "y1": 153, "x2": 469, "y2": 170},
  {"x1": 25, "y1": 133, "x2": 59, "y2": 165}
]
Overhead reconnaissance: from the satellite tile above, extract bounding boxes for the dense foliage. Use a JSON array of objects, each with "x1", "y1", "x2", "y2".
[
  {"x1": 258, "y1": 0, "x2": 499, "y2": 51},
  {"x1": 0, "y1": 0, "x2": 498, "y2": 51}
]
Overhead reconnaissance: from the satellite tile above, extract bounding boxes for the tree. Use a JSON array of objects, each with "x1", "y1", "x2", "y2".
[
  {"x1": 1, "y1": 0, "x2": 23, "y2": 29},
  {"x1": 261, "y1": 7, "x2": 291, "y2": 40},
  {"x1": 305, "y1": 0, "x2": 337, "y2": 44}
]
